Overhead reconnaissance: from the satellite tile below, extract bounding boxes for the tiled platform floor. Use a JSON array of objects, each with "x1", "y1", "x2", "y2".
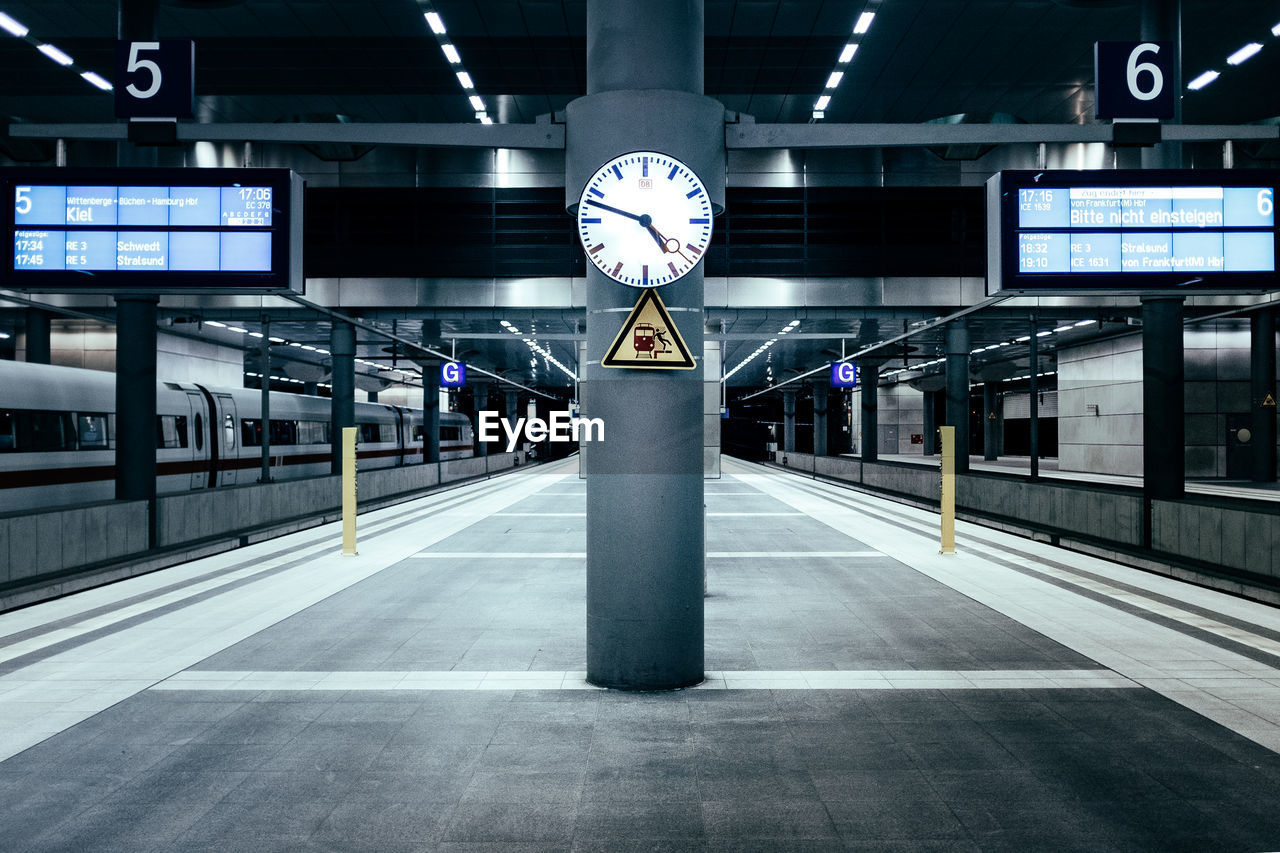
[{"x1": 2, "y1": 456, "x2": 1279, "y2": 851}]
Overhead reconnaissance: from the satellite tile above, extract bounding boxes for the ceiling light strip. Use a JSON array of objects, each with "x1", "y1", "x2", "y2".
[
  {"x1": 812, "y1": 1, "x2": 880, "y2": 121},
  {"x1": 0, "y1": 7, "x2": 112, "y2": 91},
  {"x1": 419, "y1": 2, "x2": 491, "y2": 124}
]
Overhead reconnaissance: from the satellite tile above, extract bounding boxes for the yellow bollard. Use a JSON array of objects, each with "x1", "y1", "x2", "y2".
[
  {"x1": 939, "y1": 425, "x2": 956, "y2": 555},
  {"x1": 342, "y1": 426, "x2": 358, "y2": 556}
]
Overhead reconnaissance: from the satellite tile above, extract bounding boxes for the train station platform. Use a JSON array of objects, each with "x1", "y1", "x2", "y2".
[{"x1": 2, "y1": 455, "x2": 1280, "y2": 851}]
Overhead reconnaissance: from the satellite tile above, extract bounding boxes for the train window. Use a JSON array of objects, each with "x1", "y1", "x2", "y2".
[
  {"x1": 7, "y1": 410, "x2": 75, "y2": 452},
  {"x1": 241, "y1": 419, "x2": 262, "y2": 447},
  {"x1": 297, "y1": 420, "x2": 329, "y2": 445},
  {"x1": 269, "y1": 419, "x2": 298, "y2": 446},
  {"x1": 194, "y1": 413, "x2": 203, "y2": 451},
  {"x1": 359, "y1": 423, "x2": 383, "y2": 443},
  {"x1": 78, "y1": 414, "x2": 109, "y2": 449},
  {"x1": 224, "y1": 414, "x2": 236, "y2": 449},
  {"x1": 411, "y1": 425, "x2": 424, "y2": 442},
  {"x1": 0, "y1": 411, "x2": 13, "y2": 450},
  {"x1": 157, "y1": 415, "x2": 189, "y2": 449},
  {"x1": 441, "y1": 426, "x2": 461, "y2": 442}
]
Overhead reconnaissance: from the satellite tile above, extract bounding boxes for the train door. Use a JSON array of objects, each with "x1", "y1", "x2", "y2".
[
  {"x1": 217, "y1": 394, "x2": 239, "y2": 485},
  {"x1": 184, "y1": 391, "x2": 205, "y2": 488}
]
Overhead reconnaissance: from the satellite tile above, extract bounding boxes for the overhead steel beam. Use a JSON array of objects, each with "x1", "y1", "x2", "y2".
[
  {"x1": 726, "y1": 122, "x2": 1279, "y2": 149},
  {"x1": 9, "y1": 122, "x2": 566, "y2": 149},
  {"x1": 12, "y1": 121, "x2": 1276, "y2": 151}
]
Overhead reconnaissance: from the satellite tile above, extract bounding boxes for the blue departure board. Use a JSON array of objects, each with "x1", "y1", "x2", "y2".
[
  {"x1": 2, "y1": 168, "x2": 301, "y2": 293},
  {"x1": 988, "y1": 171, "x2": 1280, "y2": 294}
]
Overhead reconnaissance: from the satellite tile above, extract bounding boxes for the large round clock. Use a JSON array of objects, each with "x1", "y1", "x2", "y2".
[{"x1": 576, "y1": 150, "x2": 714, "y2": 288}]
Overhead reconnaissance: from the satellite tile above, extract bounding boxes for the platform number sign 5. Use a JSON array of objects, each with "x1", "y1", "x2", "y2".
[
  {"x1": 1094, "y1": 41, "x2": 1174, "y2": 120},
  {"x1": 114, "y1": 40, "x2": 195, "y2": 119}
]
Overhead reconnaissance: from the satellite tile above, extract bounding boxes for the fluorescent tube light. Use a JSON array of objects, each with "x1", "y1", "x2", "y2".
[
  {"x1": 839, "y1": 43, "x2": 857, "y2": 63},
  {"x1": 441, "y1": 43, "x2": 460, "y2": 63},
  {"x1": 425, "y1": 12, "x2": 446, "y2": 34},
  {"x1": 456, "y1": 71, "x2": 473, "y2": 89},
  {"x1": 81, "y1": 71, "x2": 112, "y2": 91},
  {"x1": 1227, "y1": 43, "x2": 1262, "y2": 65},
  {"x1": 0, "y1": 12, "x2": 29, "y2": 37},
  {"x1": 854, "y1": 11, "x2": 874, "y2": 34},
  {"x1": 1187, "y1": 70, "x2": 1219, "y2": 90},
  {"x1": 1273, "y1": 22, "x2": 1280, "y2": 36},
  {"x1": 814, "y1": 94, "x2": 831, "y2": 110},
  {"x1": 826, "y1": 71, "x2": 844, "y2": 88},
  {"x1": 38, "y1": 43, "x2": 73, "y2": 66},
  {"x1": 469, "y1": 95, "x2": 485, "y2": 111}
]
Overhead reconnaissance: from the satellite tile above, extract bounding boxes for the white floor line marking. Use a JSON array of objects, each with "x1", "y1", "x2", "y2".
[
  {"x1": 722, "y1": 457, "x2": 1280, "y2": 754},
  {"x1": 0, "y1": 459, "x2": 582, "y2": 763},
  {"x1": 152, "y1": 668, "x2": 1135, "y2": 692},
  {"x1": 493, "y1": 512, "x2": 586, "y2": 517},
  {"x1": 706, "y1": 512, "x2": 805, "y2": 517},
  {"x1": 411, "y1": 551, "x2": 882, "y2": 559},
  {"x1": 785, "y1": 468, "x2": 1280, "y2": 660}
]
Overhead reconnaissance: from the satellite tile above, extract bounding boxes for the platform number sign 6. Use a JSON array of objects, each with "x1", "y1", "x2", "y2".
[
  {"x1": 114, "y1": 40, "x2": 195, "y2": 119},
  {"x1": 1094, "y1": 41, "x2": 1175, "y2": 120}
]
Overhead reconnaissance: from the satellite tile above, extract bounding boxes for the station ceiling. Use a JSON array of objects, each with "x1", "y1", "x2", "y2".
[{"x1": 1, "y1": 0, "x2": 1279, "y2": 397}]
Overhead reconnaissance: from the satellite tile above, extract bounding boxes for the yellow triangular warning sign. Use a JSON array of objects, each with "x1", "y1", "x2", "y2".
[
  {"x1": 1264, "y1": 393, "x2": 1276, "y2": 407},
  {"x1": 601, "y1": 288, "x2": 696, "y2": 370}
]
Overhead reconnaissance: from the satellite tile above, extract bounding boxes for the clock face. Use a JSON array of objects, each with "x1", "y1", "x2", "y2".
[{"x1": 576, "y1": 151, "x2": 714, "y2": 288}]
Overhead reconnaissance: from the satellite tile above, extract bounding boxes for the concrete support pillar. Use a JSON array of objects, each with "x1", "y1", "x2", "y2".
[
  {"x1": 860, "y1": 363, "x2": 879, "y2": 463},
  {"x1": 423, "y1": 364, "x2": 441, "y2": 465},
  {"x1": 782, "y1": 389, "x2": 797, "y2": 454},
  {"x1": 1251, "y1": 309, "x2": 1277, "y2": 482},
  {"x1": 115, "y1": 297, "x2": 158, "y2": 548},
  {"x1": 983, "y1": 382, "x2": 1000, "y2": 461},
  {"x1": 812, "y1": 383, "x2": 828, "y2": 457},
  {"x1": 570, "y1": 0, "x2": 723, "y2": 690},
  {"x1": 25, "y1": 308, "x2": 51, "y2": 364},
  {"x1": 922, "y1": 390, "x2": 935, "y2": 457},
  {"x1": 259, "y1": 319, "x2": 271, "y2": 483},
  {"x1": 329, "y1": 322, "x2": 355, "y2": 475},
  {"x1": 945, "y1": 322, "x2": 971, "y2": 474},
  {"x1": 474, "y1": 384, "x2": 489, "y2": 458},
  {"x1": 1029, "y1": 321, "x2": 1041, "y2": 480},
  {"x1": 1140, "y1": 0, "x2": 1182, "y2": 169},
  {"x1": 1142, "y1": 297, "x2": 1185, "y2": 500},
  {"x1": 504, "y1": 389, "x2": 520, "y2": 435}
]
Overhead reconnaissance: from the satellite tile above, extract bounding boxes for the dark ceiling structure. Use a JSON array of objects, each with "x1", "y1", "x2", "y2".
[{"x1": 1, "y1": 0, "x2": 1279, "y2": 396}]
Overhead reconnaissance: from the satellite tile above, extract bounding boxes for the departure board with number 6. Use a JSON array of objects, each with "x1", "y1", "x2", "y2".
[{"x1": 988, "y1": 170, "x2": 1279, "y2": 294}]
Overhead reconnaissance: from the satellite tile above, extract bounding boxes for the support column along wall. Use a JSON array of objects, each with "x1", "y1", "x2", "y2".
[
  {"x1": 860, "y1": 363, "x2": 879, "y2": 462},
  {"x1": 474, "y1": 384, "x2": 489, "y2": 458},
  {"x1": 945, "y1": 322, "x2": 971, "y2": 474},
  {"x1": 1142, "y1": 297, "x2": 1185, "y2": 500},
  {"x1": 570, "y1": 0, "x2": 725, "y2": 690},
  {"x1": 115, "y1": 297, "x2": 158, "y2": 548},
  {"x1": 812, "y1": 383, "x2": 828, "y2": 457},
  {"x1": 25, "y1": 308, "x2": 50, "y2": 364},
  {"x1": 983, "y1": 382, "x2": 1000, "y2": 461},
  {"x1": 1251, "y1": 309, "x2": 1277, "y2": 482},
  {"x1": 782, "y1": 389, "x2": 797, "y2": 454},
  {"x1": 329, "y1": 322, "x2": 355, "y2": 475}
]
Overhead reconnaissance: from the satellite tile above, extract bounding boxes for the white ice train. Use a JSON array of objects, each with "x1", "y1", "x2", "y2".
[{"x1": 0, "y1": 361, "x2": 475, "y2": 513}]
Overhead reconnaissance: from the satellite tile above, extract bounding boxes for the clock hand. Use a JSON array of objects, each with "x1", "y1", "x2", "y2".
[
  {"x1": 587, "y1": 200, "x2": 645, "y2": 222},
  {"x1": 648, "y1": 224, "x2": 695, "y2": 264},
  {"x1": 646, "y1": 224, "x2": 667, "y2": 251}
]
